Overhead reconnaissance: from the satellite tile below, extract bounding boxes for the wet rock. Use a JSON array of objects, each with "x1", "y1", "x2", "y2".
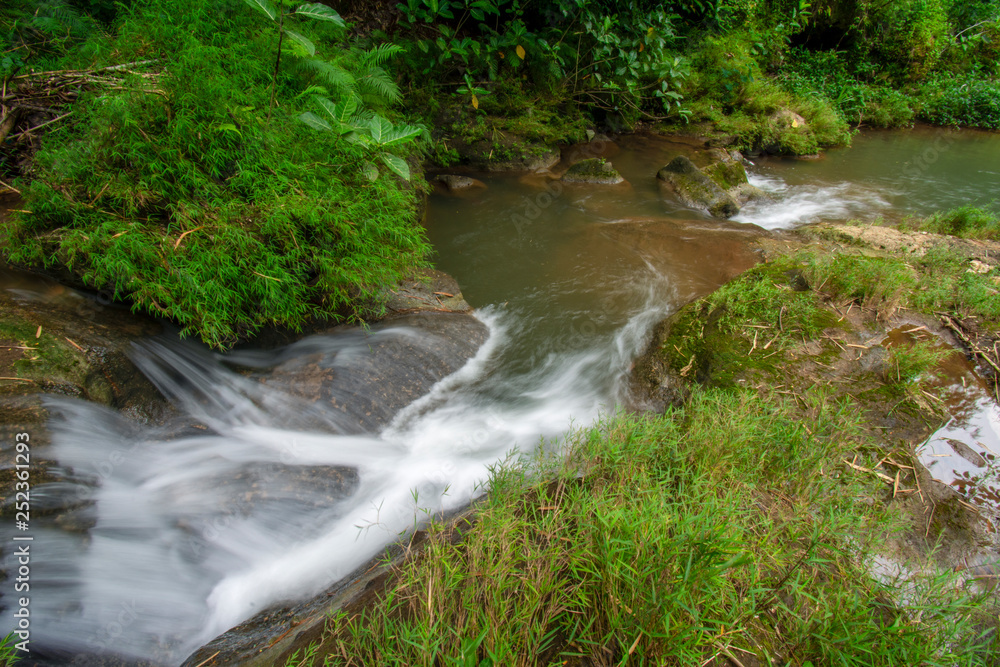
[
  {"x1": 433, "y1": 174, "x2": 487, "y2": 193},
  {"x1": 384, "y1": 268, "x2": 472, "y2": 315},
  {"x1": 0, "y1": 269, "x2": 172, "y2": 519},
  {"x1": 702, "y1": 150, "x2": 767, "y2": 207},
  {"x1": 449, "y1": 131, "x2": 560, "y2": 172},
  {"x1": 561, "y1": 158, "x2": 625, "y2": 185},
  {"x1": 561, "y1": 137, "x2": 620, "y2": 166},
  {"x1": 257, "y1": 311, "x2": 489, "y2": 433},
  {"x1": 656, "y1": 155, "x2": 740, "y2": 218}
]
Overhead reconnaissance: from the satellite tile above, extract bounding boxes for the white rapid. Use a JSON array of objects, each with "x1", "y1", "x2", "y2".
[
  {"x1": 732, "y1": 171, "x2": 891, "y2": 229},
  {"x1": 7, "y1": 275, "x2": 675, "y2": 665}
]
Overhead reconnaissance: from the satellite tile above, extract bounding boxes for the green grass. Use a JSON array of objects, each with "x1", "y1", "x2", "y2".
[
  {"x1": 804, "y1": 253, "x2": 919, "y2": 322},
  {"x1": 904, "y1": 206, "x2": 1000, "y2": 240},
  {"x1": 286, "y1": 389, "x2": 995, "y2": 666},
  {"x1": 800, "y1": 244, "x2": 999, "y2": 330},
  {"x1": 1, "y1": 0, "x2": 431, "y2": 349}
]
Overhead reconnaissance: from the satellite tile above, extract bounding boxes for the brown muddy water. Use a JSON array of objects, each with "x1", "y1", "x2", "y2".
[{"x1": 3, "y1": 128, "x2": 1000, "y2": 665}]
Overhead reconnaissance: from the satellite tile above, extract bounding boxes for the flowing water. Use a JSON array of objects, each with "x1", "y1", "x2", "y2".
[{"x1": 4, "y1": 128, "x2": 1000, "y2": 664}]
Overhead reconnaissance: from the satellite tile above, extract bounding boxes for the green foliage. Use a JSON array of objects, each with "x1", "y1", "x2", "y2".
[
  {"x1": 1, "y1": 0, "x2": 430, "y2": 348},
  {"x1": 777, "y1": 48, "x2": 916, "y2": 127},
  {"x1": 918, "y1": 72, "x2": 1000, "y2": 129},
  {"x1": 860, "y1": 0, "x2": 952, "y2": 81},
  {"x1": 910, "y1": 206, "x2": 1000, "y2": 239},
  {"x1": 300, "y1": 96, "x2": 425, "y2": 180},
  {"x1": 298, "y1": 389, "x2": 992, "y2": 664},
  {"x1": 239, "y1": 0, "x2": 347, "y2": 116},
  {"x1": 804, "y1": 253, "x2": 918, "y2": 320},
  {"x1": 1, "y1": 0, "x2": 103, "y2": 63},
  {"x1": 395, "y1": 0, "x2": 691, "y2": 124}
]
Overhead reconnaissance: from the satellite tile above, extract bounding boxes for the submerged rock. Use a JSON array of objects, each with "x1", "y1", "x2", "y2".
[
  {"x1": 657, "y1": 155, "x2": 740, "y2": 218},
  {"x1": 561, "y1": 157, "x2": 625, "y2": 185},
  {"x1": 433, "y1": 174, "x2": 487, "y2": 193}
]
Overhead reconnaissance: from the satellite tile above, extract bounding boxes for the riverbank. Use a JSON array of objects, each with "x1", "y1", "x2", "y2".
[{"x1": 261, "y1": 218, "x2": 1000, "y2": 666}]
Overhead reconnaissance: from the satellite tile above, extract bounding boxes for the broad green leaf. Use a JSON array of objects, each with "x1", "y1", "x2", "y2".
[
  {"x1": 283, "y1": 29, "x2": 315, "y2": 56},
  {"x1": 298, "y1": 111, "x2": 331, "y2": 131},
  {"x1": 334, "y1": 95, "x2": 358, "y2": 123},
  {"x1": 314, "y1": 96, "x2": 339, "y2": 122},
  {"x1": 379, "y1": 154, "x2": 410, "y2": 181},
  {"x1": 294, "y1": 3, "x2": 346, "y2": 26},
  {"x1": 242, "y1": 0, "x2": 277, "y2": 20},
  {"x1": 314, "y1": 95, "x2": 360, "y2": 132},
  {"x1": 380, "y1": 124, "x2": 424, "y2": 148},
  {"x1": 362, "y1": 161, "x2": 379, "y2": 181},
  {"x1": 366, "y1": 115, "x2": 394, "y2": 144}
]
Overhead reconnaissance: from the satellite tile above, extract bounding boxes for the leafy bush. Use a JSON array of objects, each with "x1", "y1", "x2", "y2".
[
  {"x1": 395, "y1": 0, "x2": 691, "y2": 124},
  {"x1": 776, "y1": 48, "x2": 915, "y2": 127},
  {"x1": 918, "y1": 73, "x2": 1000, "y2": 129},
  {"x1": 1, "y1": 0, "x2": 430, "y2": 348}
]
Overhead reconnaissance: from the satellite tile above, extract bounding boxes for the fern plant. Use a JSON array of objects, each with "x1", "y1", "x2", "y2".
[
  {"x1": 299, "y1": 94, "x2": 424, "y2": 180},
  {"x1": 241, "y1": 0, "x2": 346, "y2": 117}
]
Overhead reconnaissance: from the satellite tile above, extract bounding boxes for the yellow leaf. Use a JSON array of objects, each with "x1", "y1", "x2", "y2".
[
  {"x1": 639, "y1": 43, "x2": 644, "y2": 52},
  {"x1": 647, "y1": 27, "x2": 654, "y2": 37},
  {"x1": 516, "y1": 44, "x2": 525, "y2": 59},
  {"x1": 472, "y1": 94, "x2": 479, "y2": 109},
  {"x1": 498, "y1": 51, "x2": 505, "y2": 59},
  {"x1": 792, "y1": 118, "x2": 800, "y2": 127}
]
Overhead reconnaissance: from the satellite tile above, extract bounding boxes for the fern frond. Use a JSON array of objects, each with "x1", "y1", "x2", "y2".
[
  {"x1": 354, "y1": 66, "x2": 401, "y2": 107},
  {"x1": 298, "y1": 58, "x2": 357, "y2": 97},
  {"x1": 30, "y1": 0, "x2": 97, "y2": 39},
  {"x1": 359, "y1": 43, "x2": 404, "y2": 68}
]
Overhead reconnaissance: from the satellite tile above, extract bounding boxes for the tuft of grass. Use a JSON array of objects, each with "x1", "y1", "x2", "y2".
[
  {"x1": 913, "y1": 206, "x2": 1000, "y2": 240},
  {"x1": 804, "y1": 253, "x2": 918, "y2": 321},
  {"x1": 289, "y1": 389, "x2": 995, "y2": 666},
  {"x1": 884, "y1": 340, "x2": 951, "y2": 385}
]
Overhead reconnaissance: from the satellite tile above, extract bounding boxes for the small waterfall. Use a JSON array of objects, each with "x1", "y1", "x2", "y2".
[{"x1": 2, "y1": 274, "x2": 674, "y2": 665}]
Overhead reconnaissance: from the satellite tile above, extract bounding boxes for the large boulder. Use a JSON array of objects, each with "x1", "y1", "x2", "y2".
[
  {"x1": 701, "y1": 149, "x2": 767, "y2": 206},
  {"x1": 657, "y1": 155, "x2": 740, "y2": 218},
  {"x1": 561, "y1": 158, "x2": 625, "y2": 185}
]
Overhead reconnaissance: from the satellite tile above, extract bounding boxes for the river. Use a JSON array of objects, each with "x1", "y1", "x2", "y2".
[{"x1": 4, "y1": 127, "x2": 1000, "y2": 664}]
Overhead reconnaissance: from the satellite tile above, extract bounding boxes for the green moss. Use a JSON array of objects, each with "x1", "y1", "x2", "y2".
[
  {"x1": 702, "y1": 159, "x2": 748, "y2": 190},
  {"x1": 656, "y1": 257, "x2": 838, "y2": 388},
  {"x1": 0, "y1": 318, "x2": 88, "y2": 387}
]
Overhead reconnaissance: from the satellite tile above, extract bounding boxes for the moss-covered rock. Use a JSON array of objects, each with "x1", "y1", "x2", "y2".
[
  {"x1": 656, "y1": 155, "x2": 740, "y2": 218},
  {"x1": 561, "y1": 158, "x2": 625, "y2": 185},
  {"x1": 702, "y1": 152, "x2": 768, "y2": 206}
]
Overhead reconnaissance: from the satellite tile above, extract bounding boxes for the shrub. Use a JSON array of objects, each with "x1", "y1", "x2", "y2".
[{"x1": 1, "y1": 0, "x2": 430, "y2": 348}]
